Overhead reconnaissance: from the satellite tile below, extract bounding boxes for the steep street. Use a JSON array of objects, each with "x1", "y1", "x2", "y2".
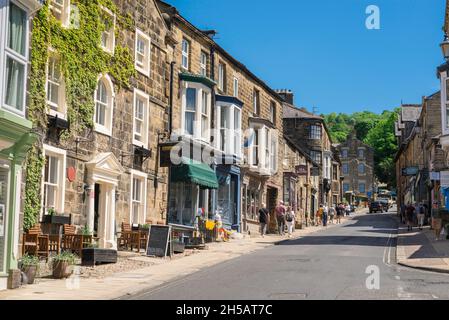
[{"x1": 127, "y1": 209, "x2": 449, "y2": 300}]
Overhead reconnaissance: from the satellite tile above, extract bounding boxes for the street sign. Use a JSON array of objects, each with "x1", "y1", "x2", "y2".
[
  {"x1": 402, "y1": 167, "x2": 419, "y2": 176},
  {"x1": 440, "y1": 171, "x2": 449, "y2": 188}
]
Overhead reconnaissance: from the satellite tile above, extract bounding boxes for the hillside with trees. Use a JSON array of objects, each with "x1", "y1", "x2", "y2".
[{"x1": 323, "y1": 109, "x2": 399, "y2": 188}]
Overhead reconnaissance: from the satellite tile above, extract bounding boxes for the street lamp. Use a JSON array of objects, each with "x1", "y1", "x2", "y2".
[{"x1": 441, "y1": 33, "x2": 449, "y2": 60}]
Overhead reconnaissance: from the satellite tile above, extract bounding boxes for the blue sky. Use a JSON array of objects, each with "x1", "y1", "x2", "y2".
[{"x1": 165, "y1": 0, "x2": 446, "y2": 115}]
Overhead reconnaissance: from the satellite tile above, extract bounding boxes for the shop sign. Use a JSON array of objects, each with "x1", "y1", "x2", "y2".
[
  {"x1": 430, "y1": 171, "x2": 441, "y2": 181},
  {"x1": 402, "y1": 167, "x2": 419, "y2": 176},
  {"x1": 295, "y1": 165, "x2": 308, "y2": 176},
  {"x1": 440, "y1": 171, "x2": 449, "y2": 188},
  {"x1": 310, "y1": 167, "x2": 320, "y2": 176}
]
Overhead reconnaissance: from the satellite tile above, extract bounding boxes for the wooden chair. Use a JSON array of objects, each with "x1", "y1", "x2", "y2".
[
  {"x1": 63, "y1": 224, "x2": 76, "y2": 235},
  {"x1": 138, "y1": 230, "x2": 149, "y2": 251},
  {"x1": 22, "y1": 224, "x2": 50, "y2": 260},
  {"x1": 118, "y1": 222, "x2": 133, "y2": 250},
  {"x1": 48, "y1": 235, "x2": 61, "y2": 255},
  {"x1": 71, "y1": 235, "x2": 83, "y2": 258}
]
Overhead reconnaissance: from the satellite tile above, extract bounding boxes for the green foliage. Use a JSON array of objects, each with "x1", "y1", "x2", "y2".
[
  {"x1": 80, "y1": 225, "x2": 92, "y2": 236},
  {"x1": 52, "y1": 251, "x2": 77, "y2": 265},
  {"x1": 23, "y1": 145, "x2": 45, "y2": 232},
  {"x1": 21, "y1": 254, "x2": 40, "y2": 267},
  {"x1": 24, "y1": 0, "x2": 135, "y2": 231},
  {"x1": 323, "y1": 109, "x2": 400, "y2": 187}
]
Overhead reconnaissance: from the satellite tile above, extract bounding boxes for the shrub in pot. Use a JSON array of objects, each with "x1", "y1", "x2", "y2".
[
  {"x1": 52, "y1": 252, "x2": 77, "y2": 279},
  {"x1": 20, "y1": 254, "x2": 39, "y2": 284}
]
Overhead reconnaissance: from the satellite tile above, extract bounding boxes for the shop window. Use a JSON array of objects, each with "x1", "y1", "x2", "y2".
[
  {"x1": 168, "y1": 182, "x2": 198, "y2": 226},
  {"x1": 46, "y1": 51, "x2": 66, "y2": 118},
  {"x1": 130, "y1": 171, "x2": 147, "y2": 225},
  {"x1": 135, "y1": 29, "x2": 151, "y2": 77},
  {"x1": 42, "y1": 145, "x2": 66, "y2": 215},
  {"x1": 133, "y1": 89, "x2": 149, "y2": 148},
  {"x1": 94, "y1": 75, "x2": 114, "y2": 136}
]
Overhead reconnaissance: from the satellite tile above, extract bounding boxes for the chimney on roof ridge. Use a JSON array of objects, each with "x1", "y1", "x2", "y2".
[{"x1": 275, "y1": 89, "x2": 294, "y2": 105}]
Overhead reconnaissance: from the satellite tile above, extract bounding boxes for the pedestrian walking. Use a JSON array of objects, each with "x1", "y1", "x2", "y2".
[
  {"x1": 316, "y1": 205, "x2": 323, "y2": 226},
  {"x1": 336, "y1": 204, "x2": 343, "y2": 224},
  {"x1": 329, "y1": 206, "x2": 335, "y2": 224},
  {"x1": 345, "y1": 204, "x2": 350, "y2": 216},
  {"x1": 322, "y1": 204, "x2": 329, "y2": 227},
  {"x1": 417, "y1": 203, "x2": 425, "y2": 230},
  {"x1": 400, "y1": 203, "x2": 406, "y2": 224},
  {"x1": 258, "y1": 203, "x2": 269, "y2": 237},
  {"x1": 275, "y1": 201, "x2": 286, "y2": 236},
  {"x1": 406, "y1": 204, "x2": 415, "y2": 232},
  {"x1": 285, "y1": 207, "x2": 295, "y2": 238}
]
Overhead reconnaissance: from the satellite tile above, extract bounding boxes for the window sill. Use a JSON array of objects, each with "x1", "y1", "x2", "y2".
[
  {"x1": 48, "y1": 109, "x2": 67, "y2": 120},
  {"x1": 94, "y1": 125, "x2": 112, "y2": 137},
  {"x1": 133, "y1": 139, "x2": 148, "y2": 149},
  {"x1": 135, "y1": 65, "x2": 150, "y2": 77}
]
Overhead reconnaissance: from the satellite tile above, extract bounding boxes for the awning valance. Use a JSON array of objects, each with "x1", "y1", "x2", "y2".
[{"x1": 171, "y1": 158, "x2": 218, "y2": 189}]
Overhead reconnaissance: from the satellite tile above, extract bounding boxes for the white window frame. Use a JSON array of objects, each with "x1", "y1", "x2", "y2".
[
  {"x1": 200, "y1": 51, "x2": 207, "y2": 76},
  {"x1": 100, "y1": 6, "x2": 116, "y2": 55},
  {"x1": 2, "y1": 1, "x2": 30, "y2": 116},
  {"x1": 129, "y1": 170, "x2": 147, "y2": 225},
  {"x1": 233, "y1": 77, "x2": 239, "y2": 98},
  {"x1": 133, "y1": 88, "x2": 149, "y2": 148},
  {"x1": 180, "y1": 81, "x2": 212, "y2": 142},
  {"x1": 253, "y1": 89, "x2": 260, "y2": 115},
  {"x1": 135, "y1": 29, "x2": 151, "y2": 77},
  {"x1": 218, "y1": 62, "x2": 225, "y2": 92},
  {"x1": 248, "y1": 123, "x2": 274, "y2": 175},
  {"x1": 269, "y1": 101, "x2": 276, "y2": 124},
  {"x1": 93, "y1": 74, "x2": 115, "y2": 136},
  {"x1": 181, "y1": 38, "x2": 189, "y2": 70},
  {"x1": 46, "y1": 50, "x2": 67, "y2": 119},
  {"x1": 41, "y1": 144, "x2": 66, "y2": 217},
  {"x1": 216, "y1": 102, "x2": 242, "y2": 158},
  {"x1": 310, "y1": 124, "x2": 322, "y2": 139},
  {"x1": 270, "y1": 130, "x2": 278, "y2": 174},
  {"x1": 49, "y1": 0, "x2": 71, "y2": 27}
]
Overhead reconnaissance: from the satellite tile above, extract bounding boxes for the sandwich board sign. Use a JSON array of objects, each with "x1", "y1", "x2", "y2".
[{"x1": 146, "y1": 225, "x2": 172, "y2": 258}]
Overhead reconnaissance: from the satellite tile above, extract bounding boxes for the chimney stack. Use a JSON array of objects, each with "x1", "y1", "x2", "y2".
[{"x1": 275, "y1": 89, "x2": 294, "y2": 105}]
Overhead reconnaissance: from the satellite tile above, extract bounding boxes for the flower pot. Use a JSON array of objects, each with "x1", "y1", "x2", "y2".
[
  {"x1": 22, "y1": 265, "x2": 37, "y2": 284},
  {"x1": 52, "y1": 261, "x2": 73, "y2": 279}
]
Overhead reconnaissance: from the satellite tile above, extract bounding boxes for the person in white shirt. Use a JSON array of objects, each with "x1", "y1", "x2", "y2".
[{"x1": 285, "y1": 207, "x2": 295, "y2": 238}]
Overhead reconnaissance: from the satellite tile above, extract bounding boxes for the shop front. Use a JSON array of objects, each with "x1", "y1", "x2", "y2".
[
  {"x1": 216, "y1": 165, "x2": 240, "y2": 231},
  {"x1": 167, "y1": 157, "x2": 219, "y2": 243},
  {"x1": 0, "y1": 112, "x2": 36, "y2": 290}
]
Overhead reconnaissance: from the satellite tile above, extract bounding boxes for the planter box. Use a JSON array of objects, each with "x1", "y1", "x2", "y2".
[
  {"x1": 81, "y1": 248, "x2": 117, "y2": 266},
  {"x1": 22, "y1": 265, "x2": 38, "y2": 284},
  {"x1": 42, "y1": 214, "x2": 71, "y2": 225},
  {"x1": 171, "y1": 241, "x2": 185, "y2": 254},
  {"x1": 52, "y1": 261, "x2": 73, "y2": 279}
]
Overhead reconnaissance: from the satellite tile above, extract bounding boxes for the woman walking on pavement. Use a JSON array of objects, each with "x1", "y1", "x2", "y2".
[
  {"x1": 336, "y1": 204, "x2": 343, "y2": 224},
  {"x1": 322, "y1": 204, "x2": 329, "y2": 227},
  {"x1": 329, "y1": 205, "x2": 335, "y2": 224},
  {"x1": 406, "y1": 203, "x2": 415, "y2": 232},
  {"x1": 285, "y1": 207, "x2": 295, "y2": 238}
]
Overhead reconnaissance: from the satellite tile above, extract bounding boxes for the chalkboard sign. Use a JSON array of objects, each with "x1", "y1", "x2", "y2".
[{"x1": 146, "y1": 225, "x2": 171, "y2": 257}]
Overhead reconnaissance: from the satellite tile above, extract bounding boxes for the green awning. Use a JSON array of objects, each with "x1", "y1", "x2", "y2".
[{"x1": 171, "y1": 158, "x2": 218, "y2": 189}]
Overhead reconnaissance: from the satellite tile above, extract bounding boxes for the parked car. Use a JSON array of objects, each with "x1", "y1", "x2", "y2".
[{"x1": 369, "y1": 201, "x2": 383, "y2": 213}]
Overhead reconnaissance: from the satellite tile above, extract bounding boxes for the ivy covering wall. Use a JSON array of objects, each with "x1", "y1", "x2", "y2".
[{"x1": 23, "y1": 0, "x2": 136, "y2": 231}]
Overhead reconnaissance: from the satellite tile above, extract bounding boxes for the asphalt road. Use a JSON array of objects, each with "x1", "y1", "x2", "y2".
[{"x1": 128, "y1": 210, "x2": 449, "y2": 300}]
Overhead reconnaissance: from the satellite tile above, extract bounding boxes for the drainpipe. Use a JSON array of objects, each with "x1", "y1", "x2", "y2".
[{"x1": 165, "y1": 61, "x2": 176, "y2": 225}]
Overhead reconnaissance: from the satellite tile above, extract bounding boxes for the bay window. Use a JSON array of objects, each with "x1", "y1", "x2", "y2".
[
  {"x1": 46, "y1": 52, "x2": 66, "y2": 117},
  {"x1": 42, "y1": 145, "x2": 66, "y2": 215},
  {"x1": 130, "y1": 170, "x2": 147, "y2": 224},
  {"x1": 249, "y1": 124, "x2": 278, "y2": 174},
  {"x1": 133, "y1": 89, "x2": 149, "y2": 147},
  {"x1": 310, "y1": 151, "x2": 322, "y2": 164},
  {"x1": 310, "y1": 124, "x2": 322, "y2": 139},
  {"x1": 217, "y1": 102, "x2": 242, "y2": 158},
  {"x1": 3, "y1": 2, "x2": 28, "y2": 114},
  {"x1": 135, "y1": 29, "x2": 151, "y2": 76},
  {"x1": 94, "y1": 75, "x2": 114, "y2": 136},
  {"x1": 182, "y1": 82, "x2": 211, "y2": 141}
]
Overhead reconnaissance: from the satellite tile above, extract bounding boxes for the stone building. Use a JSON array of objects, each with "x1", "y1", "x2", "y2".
[
  {"x1": 157, "y1": 0, "x2": 285, "y2": 236},
  {"x1": 282, "y1": 136, "x2": 320, "y2": 226},
  {"x1": 28, "y1": 0, "x2": 170, "y2": 250},
  {"x1": 0, "y1": 0, "x2": 42, "y2": 291},
  {"x1": 337, "y1": 133, "x2": 374, "y2": 204},
  {"x1": 395, "y1": 94, "x2": 445, "y2": 210},
  {"x1": 282, "y1": 97, "x2": 341, "y2": 210}
]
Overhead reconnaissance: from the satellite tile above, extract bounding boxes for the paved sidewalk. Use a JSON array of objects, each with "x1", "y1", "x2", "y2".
[
  {"x1": 396, "y1": 224, "x2": 449, "y2": 274},
  {"x1": 0, "y1": 212, "x2": 363, "y2": 300}
]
